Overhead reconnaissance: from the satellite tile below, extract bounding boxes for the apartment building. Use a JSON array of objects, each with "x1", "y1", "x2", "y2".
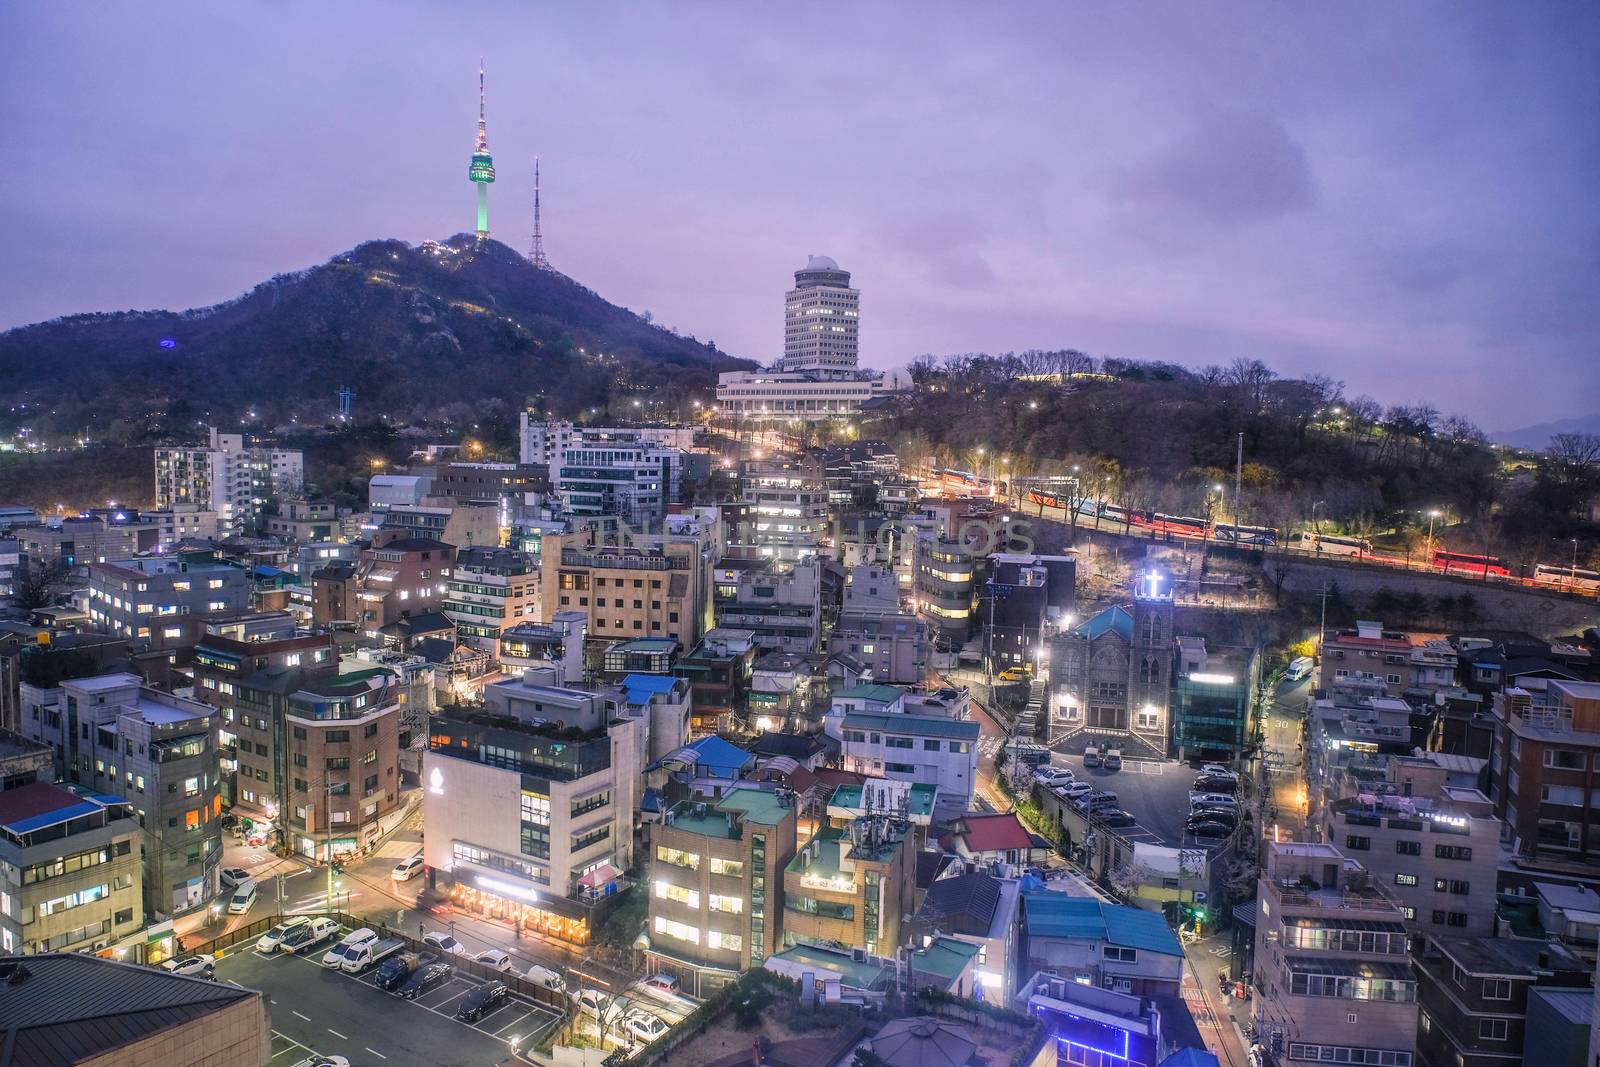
[
  {"x1": 735, "y1": 463, "x2": 827, "y2": 560},
  {"x1": 423, "y1": 682, "x2": 653, "y2": 945},
  {"x1": 442, "y1": 546, "x2": 539, "y2": 654},
  {"x1": 1319, "y1": 755, "x2": 1501, "y2": 935},
  {"x1": 1414, "y1": 935, "x2": 1589, "y2": 1067},
  {"x1": 827, "y1": 609, "x2": 929, "y2": 684},
  {"x1": 225, "y1": 666, "x2": 404, "y2": 860},
  {"x1": 1321, "y1": 621, "x2": 1415, "y2": 699},
  {"x1": 378, "y1": 501, "x2": 500, "y2": 548},
  {"x1": 0, "y1": 781, "x2": 143, "y2": 954},
  {"x1": 645, "y1": 785, "x2": 799, "y2": 996},
  {"x1": 540, "y1": 528, "x2": 709, "y2": 652},
  {"x1": 553, "y1": 435, "x2": 684, "y2": 527},
  {"x1": 263, "y1": 499, "x2": 344, "y2": 543},
  {"x1": 85, "y1": 555, "x2": 252, "y2": 643},
  {"x1": 829, "y1": 687, "x2": 979, "y2": 816},
  {"x1": 675, "y1": 628, "x2": 758, "y2": 735},
  {"x1": 1489, "y1": 680, "x2": 1600, "y2": 863},
  {"x1": 22, "y1": 674, "x2": 221, "y2": 917},
  {"x1": 782, "y1": 815, "x2": 916, "y2": 954},
  {"x1": 499, "y1": 610, "x2": 588, "y2": 678},
  {"x1": 16, "y1": 516, "x2": 160, "y2": 569},
  {"x1": 914, "y1": 535, "x2": 978, "y2": 644},
  {"x1": 1252, "y1": 842, "x2": 1418, "y2": 1067},
  {"x1": 716, "y1": 558, "x2": 822, "y2": 654},
  {"x1": 425, "y1": 461, "x2": 549, "y2": 510},
  {"x1": 313, "y1": 536, "x2": 455, "y2": 638},
  {"x1": 154, "y1": 427, "x2": 303, "y2": 533}
]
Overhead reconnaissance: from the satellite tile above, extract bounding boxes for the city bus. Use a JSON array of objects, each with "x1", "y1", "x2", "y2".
[
  {"x1": 1214, "y1": 522, "x2": 1279, "y2": 547},
  {"x1": 1532, "y1": 564, "x2": 1600, "y2": 594},
  {"x1": 1433, "y1": 549, "x2": 1510, "y2": 578},
  {"x1": 1294, "y1": 531, "x2": 1372, "y2": 558}
]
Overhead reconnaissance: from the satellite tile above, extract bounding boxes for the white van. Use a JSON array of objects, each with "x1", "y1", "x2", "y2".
[
  {"x1": 227, "y1": 879, "x2": 258, "y2": 914},
  {"x1": 524, "y1": 964, "x2": 567, "y2": 993},
  {"x1": 1286, "y1": 656, "x2": 1314, "y2": 682}
]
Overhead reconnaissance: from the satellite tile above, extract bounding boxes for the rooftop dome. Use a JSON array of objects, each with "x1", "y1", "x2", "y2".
[{"x1": 802, "y1": 254, "x2": 841, "y2": 272}]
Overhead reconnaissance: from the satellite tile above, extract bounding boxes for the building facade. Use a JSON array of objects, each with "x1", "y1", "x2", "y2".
[
  {"x1": 1049, "y1": 572, "x2": 1174, "y2": 758},
  {"x1": 782, "y1": 255, "x2": 859, "y2": 373},
  {"x1": 443, "y1": 546, "x2": 539, "y2": 654},
  {"x1": 782, "y1": 816, "x2": 916, "y2": 955},
  {"x1": 154, "y1": 427, "x2": 303, "y2": 533},
  {"x1": 1489, "y1": 680, "x2": 1600, "y2": 864},
  {"x1": 540, "y1": 528, "x2": 709, "y2": 652},
  {"x1": 86, "y1": 555, "x2": 253, "y2": 643}
]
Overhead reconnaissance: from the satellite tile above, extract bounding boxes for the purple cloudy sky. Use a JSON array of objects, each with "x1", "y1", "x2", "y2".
[{"x1": 2, "y1": 4, "x2": 1597, "y2": 428}]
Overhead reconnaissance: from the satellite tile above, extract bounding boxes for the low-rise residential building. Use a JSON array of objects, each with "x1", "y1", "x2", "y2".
[
  {"x1": 499, "y1": 611, "x2": 588, "y2": 679},
  {"x1": 423, "y1": 683, "x2": 653, "y2": 945},
  {"x1": 1488, "y1": 680, "x2": 1600, "y2": 864},
  {"x1": 1320, "y1": 621, "x2": 1415, "y2": 699},
  {"x1": 1414, "y1": 935, "x2": 1589, "y2": 1067},
  {"x1": 734, "y1": 461, "x2": 828, "y2": 560},
  {"x1": 1018, "y1": 892, "x2": 1186, "y2": 996},
  {"x1": 541, "y1": 527, "x2": 710, "y2": 653},
  {"x1": 22, "y1": 674, "x2": 222, "y2": 918},
  {"x1": 913, "y1": 869, "x2": 1023, "y2": 1004},
  {"x1": 782, "y1": 816, "x2": 917, "y2": 955},
  {"x1": 675, "y1": 628, "x2": 758, "y2": 735},
  {"x1": 86, "y1": 554, "x2": 253, "y2": 644},
  {"x1": 645, "y1": 785, "x2": 799, "y2": 996},
  {"x1": 828, "y1": 609, "x2": 929, "y2": 684},
  {"x1": 1318, "y1": 756, "x2": 1501, "y2": 935},
  {"x1": 0, "y1": 782, "x2": 143, "y2": 954},
  {"x1": 442, "y1": 546, "x2": 539, "y2": 654},
  {"x1": 717, "y1": 558, "x2": 822, "y2": 654},
  {"x1": 749, "y1": 651, "x2": 822, "y2": 735},
  {"x1": 914, "y1": 535, "x2": 978, "y2": 646},
  {"x1": 1252, "y1": 841, "x2": 1418, "y2": 1067},
  {"x1": 829, "y1": 695, "x2": 979, "y2": 817},
  {"x1": 16, "y1": 515, "x2": 160, "y2": 569},
  {"x1": 315, "y1": 536, "x2": 455, "y2": 639},
  {"x1": 942, "y1": 811, "x2": 1040, "y2": 869},
  {"x1": 378, "y1": 501, "x2": 500, "y2": 548}
]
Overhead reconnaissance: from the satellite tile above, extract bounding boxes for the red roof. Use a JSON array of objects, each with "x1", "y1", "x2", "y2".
[
  {"x1": 950, "y1": 812, "x2": 1032, "y2": 853},
  {"x1": 812, "y1": 768, "x2": 869, "y2": 790}
]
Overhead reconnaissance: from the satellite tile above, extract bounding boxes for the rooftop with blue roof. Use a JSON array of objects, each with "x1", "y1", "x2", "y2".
[
  {"x1": 1022, "y1": 892, "x2": 1184, "y2": 957},
  {"x1": 1071, "y1": 605, "x2": 1133, "y2": 641}
]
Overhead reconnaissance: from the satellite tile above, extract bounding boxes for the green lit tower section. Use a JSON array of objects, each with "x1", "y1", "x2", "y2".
[{"x1": 469, "y1": 60, "x2": 495, "y2": 240}]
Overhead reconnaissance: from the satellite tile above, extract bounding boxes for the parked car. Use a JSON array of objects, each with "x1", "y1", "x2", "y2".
[
  {"x1": 1033, "y1": 767, "x2": 1075, "y2": 787},
  {"x1": 397, "y1": 961, "x2": 453, "y2": 999},
  {"x1": 375, "y1": 952, "x2": 422, "y2": 991},
  {"x1": 256, "y1": 917, "x2": 313, "y2": 954},
  {"x1": 159, "y1": 953, "x2": 216, "y2": 979},
  {"x1": 1103, "y1": 747, "x2": 1123, "y2": 771},
  {"x1": 321, "y1": 928, "x2": 378, "y2": 969},
  {"x1": 281, "y1": 917, "x2": 340, "y2": 954},
  {"x1": 1191, "y1": 775, "x2": 1237, "y2": 794},
  {"x1": 392, "y1": 854, "x2": 424, "y2": 882},
  {"x1": 1097, "y1": 809, "x2": 1137, "y2": 828},
  {"x1": 1187, "y1": 820, "x2": 1234, "y2": 838},
  {"x1": 1190, "y1": 792, "x2": 1237, "y2": 809},
  {"x1": 525, "y1": 964, "x2": 567, "y2": 992},
  {"x1": 1056, "y1": 780, "x2": 1094, "y2": 799},
  {"x1": 640, "y1": 973, "x2": 681, "y2": 997},
  {"x1": 624, "y1": 1010, "x2": 671, "y2": 1044},
  {"x1": 423, "y1": 931, "x2": 467, "y2": 956},
  {"x1": 1082, "y1": 745, "x2": 1102, "y2": 768},
  {"x1": 290, "y1": 1057, "x2": 350, "y2": 1067},
  {"x1": 1201, "y1": 763, "x2": 1235, "y2": 778},
  {"x1": 1004, "y1": 742, "x2": 1051, "y2": 767},
  {"x1": 457, "y1": 980, "x2": 509, "y2": 1021},
  {"x1": 219, "y1": 867, "x2": 251, "y2": 889},
  {"x1": 997, "y1": 667, "x2": 1031, "y2": 683},
  {"x1": 473, "y1": 949, "x2": 515, "y2": 973},
  {"x1": 1080, "y1": 791, "x2": 1119, "y2": 810},
  {"x1": 576, "y1": 988, "x2": 613, "y2": 1018}
]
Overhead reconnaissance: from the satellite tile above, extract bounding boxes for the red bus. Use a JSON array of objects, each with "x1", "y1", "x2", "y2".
[{"x1": 1433, "y1": 549, "x2": 1510, "y2": 578}]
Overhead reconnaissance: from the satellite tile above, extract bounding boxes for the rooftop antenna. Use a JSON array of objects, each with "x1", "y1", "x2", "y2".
[{"x1": 530, "y1": 157, "x2": 549, "y2": 269}]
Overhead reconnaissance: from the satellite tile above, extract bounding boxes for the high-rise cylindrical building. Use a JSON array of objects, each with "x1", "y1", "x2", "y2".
[
  {"x1": 468, "y1": 61, "x2": 495, "y2": 240},
  {"x1": 782, "y1": 255, "x2": 859, "y2": 374}
]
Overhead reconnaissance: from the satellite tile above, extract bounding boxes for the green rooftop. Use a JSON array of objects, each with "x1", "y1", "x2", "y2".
[
  {"x1": 833, "y1": 684, "x2": 905, "y2": 704},
  {"x1": 909, "y1": 936, "x2": 982, "y2": 988},
  {"x1": 668, "y1": 786, "x2": 794, "y2": 837},
  {"x1": 766, "y1": 942, "x2": 891, "y2": 990},
  {"x1": 716, "y1": 786, "x2": 794, "y2": 826},
  {"x1": 666, "y1": 803, "x2": 737, "y2": 838},
  {"x1": 829, "y1": 782, "x2": 937, "y2": 819}
]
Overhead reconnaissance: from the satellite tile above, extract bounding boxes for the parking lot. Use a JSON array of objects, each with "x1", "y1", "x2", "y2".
[
  {"x1": 1045, "y1": 753, "x2": 1213, "y2": 847},
  {"x1": 217, "y1": 936, "x2": 563, "y2": 1066}
]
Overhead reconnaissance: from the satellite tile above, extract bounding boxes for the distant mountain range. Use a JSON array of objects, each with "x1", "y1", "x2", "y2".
[
  {"x1": 1493, "y1": 413, "x2": 1600, "y2": 451},
  {"x1": 0, "y1": 236, "x2": 751, "y2": 433}
]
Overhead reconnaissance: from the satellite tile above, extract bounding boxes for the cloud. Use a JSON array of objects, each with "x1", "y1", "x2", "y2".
[{"x1": 1114, "y1": 109, "x2": 1316, "y2": 227}]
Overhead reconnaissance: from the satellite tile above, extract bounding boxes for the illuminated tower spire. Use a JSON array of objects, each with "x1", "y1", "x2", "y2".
[
  {"x1": 468, "y1": 59, "x2": 496, "y2": 241},
  {"x1": 529, "y1": 157, "x2": 549, "y2": 269}
]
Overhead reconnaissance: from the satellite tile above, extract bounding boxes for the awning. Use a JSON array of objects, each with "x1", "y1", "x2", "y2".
[{"x1": 578, "y1": 863, "x2": 621, "y2": 890}]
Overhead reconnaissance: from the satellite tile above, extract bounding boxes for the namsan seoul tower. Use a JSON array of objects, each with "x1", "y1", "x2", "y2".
[{"x1": 468, "y1": 59, "x2": 495, "y2": 241}]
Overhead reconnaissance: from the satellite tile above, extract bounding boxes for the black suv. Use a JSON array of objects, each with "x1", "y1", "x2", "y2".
[{"x1": 398, "y1": 961, "x2": 452, "y2": 1000}]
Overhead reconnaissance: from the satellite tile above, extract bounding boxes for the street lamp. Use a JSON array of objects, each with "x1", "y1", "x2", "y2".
[
  {"x1": 1312, "y1": 499, "x2": 1325, "y2": 536},
  {"x1": 1426, "y1": 509, "x2": 1441, "y2": 565},
  {"x1": 1571, "y1": 539, "x2": 1581, "y2": 590}
]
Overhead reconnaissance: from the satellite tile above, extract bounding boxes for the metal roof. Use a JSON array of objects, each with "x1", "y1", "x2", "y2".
[
  {"x1": 0, "y1": 953, "x2": 259, "y2": 1067},
  {"x1": 1022, "y1": 893, "x2": 1184, "y2": 957},
  {"x1": 841, "y1": 712, "x2": 980, "y2": 740}
]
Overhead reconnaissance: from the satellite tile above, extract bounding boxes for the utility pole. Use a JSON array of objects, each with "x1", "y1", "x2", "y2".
[
  {"x1": 1234, "y1": 431, "x2": 1244, "y2": 525},
  {"x1": 1317, "y1": 581, "x2": 1330, "y2": 663}
]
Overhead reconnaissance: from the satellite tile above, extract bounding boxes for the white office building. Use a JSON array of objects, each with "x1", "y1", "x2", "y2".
[
  {"x1": 519, "y1": 418, "x2": 696, "y2": 467},
  {"x1": 782, "y1": 255, "x2": 859, "y2": 372}
]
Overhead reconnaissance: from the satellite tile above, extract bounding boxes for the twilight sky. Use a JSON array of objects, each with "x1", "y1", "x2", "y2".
[{"x1": 2, "y1": 3, "x2": 1597, "y2": 428}]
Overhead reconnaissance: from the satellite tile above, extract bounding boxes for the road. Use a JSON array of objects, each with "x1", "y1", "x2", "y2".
[
  {"x1": 1256, "y1": 676, "x2": 1311, "y2": 842},
  {"x1": 1182, "y1": 933, "x2": 1251, "y2": 1067}
]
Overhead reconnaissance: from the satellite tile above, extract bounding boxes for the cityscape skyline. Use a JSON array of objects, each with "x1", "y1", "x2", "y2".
[{"x1": 1, "y1": 5, "x2": 1597, "y2": 427}]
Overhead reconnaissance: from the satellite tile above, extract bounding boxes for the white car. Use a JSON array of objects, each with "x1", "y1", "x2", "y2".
[
  {"x1": 1201, "y1": 763, "x2": 1236, "y2": 778},
  {"x1": 1056, "y1": 780, "x2": 1094, "y2": 798},
  {"x1": 321, "y1": 928, "x2": 378, "y2": 969},
  {"x1": 219, "y1": 866, "x2": 251, "y2": 889},
  {"x1": 392, "y1": 854, "x2": 424, "y2": 882},
  {"x1": 423, "y1": 930, "x2": 467, "y2": 956},
  {"x1": 624, "y1": 1010, "x2": 671, "y2": 1044},
  {"x1": 473, "y1": 949, "x2": 515, "y2": 972},
  {"x1": 256, "y1": 917, "x2": 313, "y2": 954},
  {"x1": 159, "y1": 953, "x2": 216, "y2": 979},
  {"x1": 576, "y1": 988, "x2": 613, "y2": 1018},
  {"x1": 1033, "y1": 767, "x2": 1075, "y2": 787}
]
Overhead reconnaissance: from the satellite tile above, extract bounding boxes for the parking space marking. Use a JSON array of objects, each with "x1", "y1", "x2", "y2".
[
  {"x1": 366, "y1": 1049, "x2": 388, "y2": 1060},
  {"x1": 328, "y1": 1028, "x2": 348, "y2": 1040},
  {"x1": 292, "y1": 1011, "x2": 311, "y2": 1021}
]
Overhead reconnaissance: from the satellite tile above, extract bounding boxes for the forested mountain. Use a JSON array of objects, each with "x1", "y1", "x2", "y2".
[{"x1": 0, "y1": 236, "x2": 750, "y2": 439}]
